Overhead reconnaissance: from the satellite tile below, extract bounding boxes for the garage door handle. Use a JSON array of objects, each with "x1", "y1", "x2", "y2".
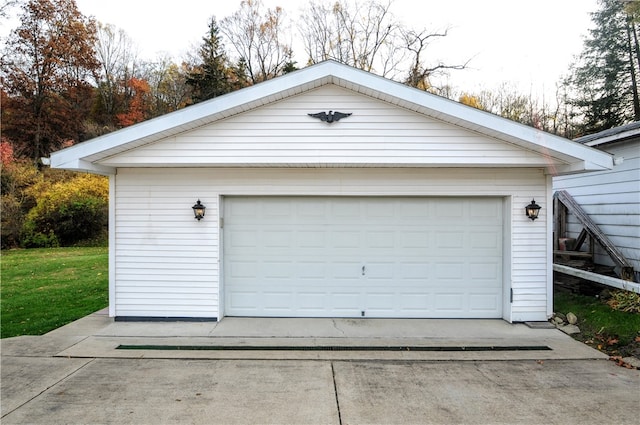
[{"x1": 362, "y1": 266, "x2": 365, "y2": 275}]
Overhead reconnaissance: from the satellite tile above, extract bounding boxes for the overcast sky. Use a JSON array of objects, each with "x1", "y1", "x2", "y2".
[{"x1": 22, "y1": 0, "x2": 602, "y2": 99}]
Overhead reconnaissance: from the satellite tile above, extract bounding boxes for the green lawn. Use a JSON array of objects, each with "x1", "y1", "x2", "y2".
[
  {"x1": 554, "y1": 290, "x2": 640, "y2": 357},
  {"x1": 1, "y1": 247, "x2": 108, "y2": 338}
]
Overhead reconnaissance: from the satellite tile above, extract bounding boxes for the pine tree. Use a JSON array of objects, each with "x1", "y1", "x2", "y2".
[
  {"x1": 186, "y1": 17, "x2": 246, "y2": 103},
  {"x1": 566, "y1": 0, "x2": 640, "y2": 134}
]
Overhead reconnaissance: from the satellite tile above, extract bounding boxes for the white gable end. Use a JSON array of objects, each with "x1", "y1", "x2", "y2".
[
  {"x1": 99, "y1": 85, "x2": 566, "y2": 169},
  {"x1": 51, "y1": 61, "x2": 612, "y2": 175}
]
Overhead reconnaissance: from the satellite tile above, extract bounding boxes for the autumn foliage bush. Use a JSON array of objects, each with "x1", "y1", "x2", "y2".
[
  {"x1": 2, "y1": 139, "x2": 109, "y2": 249},
  {"x1": 1, "y1": 141, "x2": 41, "y2": 248},
  {"x1": 22, "y1": 174, "x2": 109, "y2": 247}
]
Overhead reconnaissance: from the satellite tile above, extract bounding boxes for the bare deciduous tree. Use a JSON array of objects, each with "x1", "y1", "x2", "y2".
[
  {"x1": 94, "y1": 22, "x2": 140, "y2": 125},
  {"x1": 299, "y1": 0, "x2": 469, "y2": 87},
  {"x1": 299, "y1": 0, "x2": 402, "y2": 77},
  {"x1": 402, "y1": 27, "x2": 470, "y2": 92},
  {"x1": 219, "y1": 0, "x2": 293, "y2": 83}
]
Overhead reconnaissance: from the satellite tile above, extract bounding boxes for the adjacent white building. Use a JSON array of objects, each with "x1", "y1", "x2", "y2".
[
  {"x1": 554, "y1": 122, "x2": 640, "y2": 282},
  {"x1": 50, "y1": 61, "x2": 612, "y2": 322}
]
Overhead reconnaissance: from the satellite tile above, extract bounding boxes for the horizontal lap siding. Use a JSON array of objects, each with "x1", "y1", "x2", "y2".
[
  {"x1": 114, "y1": 174, "x2": 219, "y2": 317},
  {"x1": 114, "y1": 168, "x2": 549, "y2": 321},
  {"x1": 553, "y1": 141, "x2": 640, "y2": 278},
  {"x1": 100, "y1": 86, "x2": 548, "y2": 167}
]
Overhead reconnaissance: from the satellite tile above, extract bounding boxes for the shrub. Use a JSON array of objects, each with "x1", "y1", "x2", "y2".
[
  {"x1": 1, "y1": 160, "x2": 41, "y2": 249},
  {"x1": 22, "y1": 174, "x2": 109, "y2": 247},
  {"x1": 607, "y1": 290, "x2": 640, "y2": 314}
]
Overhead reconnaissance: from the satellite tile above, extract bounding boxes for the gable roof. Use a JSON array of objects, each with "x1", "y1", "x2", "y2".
[
  {"x1": 49, "y1": 60, "x2": 613, "y2": 175},
  {"x1": 575, "y1": 121, "x2": 640, "y2": 147}
]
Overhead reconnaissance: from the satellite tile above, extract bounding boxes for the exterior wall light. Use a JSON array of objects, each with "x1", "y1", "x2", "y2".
[
  {"x1": 192, "y1": 200, "x2": 206, "y2": 221},
  {"x1": 525, "y1": 199, "x2": 541, "y2": 221}
]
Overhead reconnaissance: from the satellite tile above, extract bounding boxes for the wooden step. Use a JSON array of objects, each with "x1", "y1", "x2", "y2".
[{"x1": 553, "y1": 250, "x2": 593, "y2": 258}]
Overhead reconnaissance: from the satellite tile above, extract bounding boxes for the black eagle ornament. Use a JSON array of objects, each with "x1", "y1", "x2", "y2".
[{"x1": 308, "y1": 111, "x2": 352, "y2": 123}]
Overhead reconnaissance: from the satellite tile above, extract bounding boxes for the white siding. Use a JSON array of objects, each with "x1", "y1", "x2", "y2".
[
  {"x1": 554, "y1": 140, "x2": 640, "y2": 280},
  {"x1": 114, "y1": 174, "x2": 220, "y2": 318},
  {"x1": 100, "y1": 86, "x2": 558, "y2": 168},
  {"x1": 114, "y1": 167, "x2": 549, "y2": 321}
]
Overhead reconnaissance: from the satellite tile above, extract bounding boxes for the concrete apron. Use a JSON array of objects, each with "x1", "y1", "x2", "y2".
[{"x1": 2, "y1": 310, "x2": 608, "y2": 361}]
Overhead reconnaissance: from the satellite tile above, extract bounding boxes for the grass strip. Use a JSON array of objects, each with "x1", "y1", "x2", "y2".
[
  {"x1": 554, "y1": 290, "x2": 640, "y2": 356},
  {"x1": 1, "y1": 247, "x2": 108, "y2": 338}
]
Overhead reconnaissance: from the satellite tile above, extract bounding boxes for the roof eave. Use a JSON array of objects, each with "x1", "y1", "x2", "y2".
[{"x1": 48, "y1": 61, "x2": 614, "y2": 174}]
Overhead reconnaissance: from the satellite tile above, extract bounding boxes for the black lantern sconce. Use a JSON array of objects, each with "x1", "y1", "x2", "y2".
[
  {"x1": 525, "y1": 199, "x2": 541, "y2": 221},
  {"x1": 192, "y1": 199, "x2": 206, "y2": 221}
]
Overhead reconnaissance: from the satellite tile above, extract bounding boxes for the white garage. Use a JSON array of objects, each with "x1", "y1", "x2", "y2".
[
  {"x1": 224, "y1": 196, "x2": 503, "y2": 318},
  {"x1": 49, "y1": 60, "x2": 613, "y2": 323}
]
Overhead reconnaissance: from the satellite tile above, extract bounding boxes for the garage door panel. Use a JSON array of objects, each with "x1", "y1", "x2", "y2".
[
  {"x1": 434, "y1": 262, "x2": 465, "y2": 280},
  {"x1": 331, "y1": 292, "x2": 361, "y2": 312},
  {"x1": 400, "y1": 231, "x2": 430, "y2": 249},
  {"x1": 297, "y1": 262, "x2": 326, "y2": 279},
  {"x1": 470, "y1": 262, "x2": 501, "y2": 281},
  {"x1": 224, "y1": 196, "x2": 503, "y2": 318},
  {"x1": 228, "y1": 261, "x2": 259, "y2": 279},
  {"x1": 228, "y1": 290, "x2": 259, "y2": 312},
  {"x1": 469, "y1": 293, "x2": 500, "y2": 312},
  {"x1": 298, "y1": 292, "x2": 326, "y2": 311},
  {"x1": 262, "y1": 261, "x2": 293, "y2": 278},
  {"x1": 434, "y1": 293, "x2": 465, "y2": 312},
  {"x1": 399, "y1": 262, "x2": 431, "y2": 280},
  {"x1": 470, "y1": 231, "x2": 501, "y2": 249}
]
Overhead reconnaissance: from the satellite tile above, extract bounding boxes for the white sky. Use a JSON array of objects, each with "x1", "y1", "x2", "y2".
[{"x1": 23, "y1": 0, "x2": 601, "y2": 99}]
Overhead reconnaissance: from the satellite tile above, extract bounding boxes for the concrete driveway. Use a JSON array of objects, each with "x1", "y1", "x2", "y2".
[{"x1": 2, "y1": 310, "x2": 639, "y2": 424}]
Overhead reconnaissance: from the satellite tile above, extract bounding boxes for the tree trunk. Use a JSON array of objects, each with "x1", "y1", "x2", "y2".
[{"x1": 630, "y1": 19, "x2": 640, "y2": 120}]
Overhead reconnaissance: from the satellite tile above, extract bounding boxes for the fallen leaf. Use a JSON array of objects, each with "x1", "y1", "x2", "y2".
[{"x1": 609, "y1": 356, "x2": 635, "y2": 370}]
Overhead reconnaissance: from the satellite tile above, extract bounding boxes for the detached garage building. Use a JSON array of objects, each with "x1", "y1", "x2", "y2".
[{"x1": 50, "y1": 61, "x2": 612, "y2": 323}]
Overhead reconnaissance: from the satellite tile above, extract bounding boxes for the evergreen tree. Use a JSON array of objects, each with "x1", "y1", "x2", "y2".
[
  {"x1": 186, "y1": 17, "x2": 246, "y2": 103},
  {"x1": 566, "y1": 0, "x2": 640, "y2": 134}
]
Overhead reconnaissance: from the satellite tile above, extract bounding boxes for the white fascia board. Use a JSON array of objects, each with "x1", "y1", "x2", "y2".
[
  {"x1": 48, "y1": 60, "x2": 614, "y2": 174},
  {"x1": 51, "y1": 158, "x2": 116, "y2": 175},
  {"x1": 332, "y1": 65, "x2": 614, "y2": 173},
  {"x1": 50, "y1": 64, "x2": 337, "y2": 169},
  {"x1": 584, "y1": 129, "x2": 640, "y2": 147}
]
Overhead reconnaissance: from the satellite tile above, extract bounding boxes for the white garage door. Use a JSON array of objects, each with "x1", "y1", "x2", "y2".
[{"x1": 223, "y1": 197, "x2": 503, "y2": 318}]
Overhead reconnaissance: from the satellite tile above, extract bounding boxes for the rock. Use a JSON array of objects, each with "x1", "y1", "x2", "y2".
[
  {"x1": 622, "y1": 357, "x2": 640, "y2": 369},
  {"x1": 566, "y1": 312, "x2": 578, "y2": 325},
  {"x1": 558, "y1": 324, "x2": 581, "y2": 335},
  {"x1": 554, "y1": 312, "x2": 567, "y2": 322},
  {"x1": 599, "y1": 289, "x2": 612, "y2": 300},
  {"x1": 552, "y1": 316, "x2": 565, "y2": 325}
]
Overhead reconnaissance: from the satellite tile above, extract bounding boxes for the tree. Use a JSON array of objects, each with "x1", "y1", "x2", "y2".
[
  {"x1": 0, "y1": 0, "x2": 19, "y2": 19},
  {"x1": 144, "y1": 57, "x2": 193, "y2": 116},
  {"x1": 116, "y1": 77, "x2": 151, "y2": 126},
  {"x1": 1, "y1": 0, "x2": 99, "y2": 163},
  {"x1": 300, "y1": 0, "x2": 401, "y2": 77},
  {"x1": 220, "y1": 0, "x2": 293, "y2": 83},
  {"x1": 299, "y1": 0, "x2": 468, "y2": 87},
  {"x1": 402, "y1": 27, "x2": 470, "y2": 92},
  {"x1": 92, "y1": 22, "x2": 140, "y2": 128},
  {"x1": 565, "y1": 0, "x2": 640, "y2": 134},
  {"x1": 187, "y1": 16, "x2": 248, "y2": 102}
]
